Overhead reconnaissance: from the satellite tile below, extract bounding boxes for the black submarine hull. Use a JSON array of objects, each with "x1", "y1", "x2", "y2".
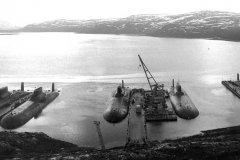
[
  {"x1": 103, "y1": 96, "x2": 129, "y2": 123},
  {"x1": 0, "y1": 92, "x2": 59, "y2": 129},
  {"x1": 170, "y1": 89, "x2": 199, "y2": 119},
  {"x1": 103, "y1": 82, "x2": 131, "y2": 124},
  {"x1": 0, "y1": 92, "x2": 32, "y2": 119}
]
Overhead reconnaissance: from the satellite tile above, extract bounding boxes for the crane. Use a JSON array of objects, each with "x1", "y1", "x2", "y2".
[{"x1": 138, "y1": 55, "x2": 163, "y2": 91}]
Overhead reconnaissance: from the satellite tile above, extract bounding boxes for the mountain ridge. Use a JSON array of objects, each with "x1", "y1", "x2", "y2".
[{"x1": 2, "y1": 11, "x2": 240, "y2": 41}]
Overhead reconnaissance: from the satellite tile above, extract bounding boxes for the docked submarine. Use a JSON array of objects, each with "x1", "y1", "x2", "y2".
[
  {"x1": 103, "y1": 80, "x2": 131, "y2": 123},
  {"x1": 0, "y1": 83, "x2": 30, "y2": 109},
  {"x1": 0, "y1": 83, "x2": 59, "y2": 129},
  {"x1": 169, "y1": 80, "x2": 199, "y2": 119},
  {"x1": 0, "y1": 83, "x2": 32, "y2": 118},
  {"x1": 0, "y1": 87, "x2": 12, "y2": 109}
]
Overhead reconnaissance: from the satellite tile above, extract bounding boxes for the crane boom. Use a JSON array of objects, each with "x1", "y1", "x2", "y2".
[{"x1": 138, "y1": 55, "x2": 158, "y2": 91}]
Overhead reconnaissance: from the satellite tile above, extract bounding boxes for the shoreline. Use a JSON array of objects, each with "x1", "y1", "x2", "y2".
[
  {"x1": 1, "y1": 124, "x2": 240, "y2": 159},
  {"x1": 1, "y1": 31, "x2": 240, "y2": 42}
]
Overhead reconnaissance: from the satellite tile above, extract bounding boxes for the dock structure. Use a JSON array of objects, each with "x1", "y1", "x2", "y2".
[
  {"x1": 137, "y1": 54, "x2": 177, "y2": 122},
  {"x1": 126, "y1": 90, "x2": 147, "y2": 145},
  {"x1": 93, "y1": 121, "x2": 105, "y2": 150},
  {"x1": 222, "y1": 73, "x2": 240, "y2": 98},
  {"x1": 144, "y1": 89, "x2": 177, "y2": 121}
]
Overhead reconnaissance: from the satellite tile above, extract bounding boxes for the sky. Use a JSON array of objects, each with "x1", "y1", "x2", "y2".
[{"x1": 0, "y1": 0, "x2": 239, "y2": 26}]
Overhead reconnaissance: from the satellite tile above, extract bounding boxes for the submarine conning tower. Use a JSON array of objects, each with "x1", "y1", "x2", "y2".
[
  {"x1": 175, "y1": 82, "x2": 184, "y2": 96},
  {"x1": 115, "y1": 86, "x2": 124, "y2": 97},
  {"x1": 52, "y1": 82, "x2": 55, "y2": 92},
  {"x1": 176, "y1": 83, "x2": 182, "y2": 93},
  {"x1": 0, "y1": 86, "x2": 10, "y2": 99},
  {"x1": 21, "y1": 82, "x2": 24, "y2": 91},
  {"x1": 30, "y1": 87, "x2": 46, "y2": 102}
]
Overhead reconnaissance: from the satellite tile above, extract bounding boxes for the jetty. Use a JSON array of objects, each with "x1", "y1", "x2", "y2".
[
  {"x1": 222, "y1": 73, "x2": 240, "y2": 98},
  {"x1": 126, "y1": 89, "x2": 147, "y2": 145}
]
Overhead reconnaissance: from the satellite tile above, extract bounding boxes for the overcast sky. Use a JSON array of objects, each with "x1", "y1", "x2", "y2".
[{"x1": 0, "y1": 0, "x2": 239, "y2": 26}]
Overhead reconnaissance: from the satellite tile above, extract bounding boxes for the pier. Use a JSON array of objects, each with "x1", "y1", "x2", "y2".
[
  {"x1": 126, "y1": 90, "x2": 147, "y2": 145},
  {"x1": 222, "y1": 73, "x2": 240, "y2": 98}
]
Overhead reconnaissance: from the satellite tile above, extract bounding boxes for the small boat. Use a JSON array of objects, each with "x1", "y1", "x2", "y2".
[
  {"x1": 103, "y1": 80, "x2": 131, "y2": 123},
  {"x1": 169, "y1": 80, "x2": 199, "y2": 119}
]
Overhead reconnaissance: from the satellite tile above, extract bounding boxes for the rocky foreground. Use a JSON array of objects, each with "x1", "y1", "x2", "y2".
[{"x1": 1, "y1": 125, "x2": 240, "y2": 159}]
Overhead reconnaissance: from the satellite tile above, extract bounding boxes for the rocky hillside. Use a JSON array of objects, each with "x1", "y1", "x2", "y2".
[
  {"x1": 22, "y1": 11, "x2": 240, "y2": 41},
  {"x1": 1, "y1": 125, "x2": 240, "y2": 159}
]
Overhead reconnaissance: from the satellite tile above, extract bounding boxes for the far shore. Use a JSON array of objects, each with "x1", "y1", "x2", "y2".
[{"x1": 1, "y1": 30, "x2": 240, "y2": 42}]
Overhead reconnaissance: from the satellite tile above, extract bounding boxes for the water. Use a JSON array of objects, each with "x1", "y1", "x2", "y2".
[{"x1": 0, "y1": 33, "x2": 240, "y2": 148}]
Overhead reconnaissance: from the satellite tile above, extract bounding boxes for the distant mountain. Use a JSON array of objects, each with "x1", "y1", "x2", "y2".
[
  {"x1": 20, "y1": 11, "x2": 240, "y2": 41},
  {"x1": 0, "y1": 20, "x2": 20, "y2": 30}
]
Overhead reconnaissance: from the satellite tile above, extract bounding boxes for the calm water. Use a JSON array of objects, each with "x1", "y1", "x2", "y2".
[{"x1": 1, "y1": 33, "x2": 240, "y2": 148}]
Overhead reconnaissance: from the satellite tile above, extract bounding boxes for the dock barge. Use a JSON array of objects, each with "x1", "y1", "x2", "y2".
[
  {"x1": 138, "y1": 55, "x2": 177, "y2": 122},
  {"x1": 144, "y1": 88, "x2": 177, "y2": 121},
  {"x1": 222, "y1": 73, "x2": 240, "y2": 98}
]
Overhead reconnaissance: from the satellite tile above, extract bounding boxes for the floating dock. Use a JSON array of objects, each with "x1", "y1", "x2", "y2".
[
  {"x1": 222, "y1": 74, "x2": 240, "y2": 98},
  {"x1": 126, "y1": 90, "x2": 147, "y2": 145},
  {"x1": 144, "y1": 89, "x2": 177, "y2": 122},
  {"x1": 137, "y1": 55, "x2": 177, "y2": 122},
  {"x1": 103, "y1": 55, "x2": 178, "y2": 124}
]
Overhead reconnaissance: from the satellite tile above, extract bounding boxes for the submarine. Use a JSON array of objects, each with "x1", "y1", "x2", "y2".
[
  {"x1": 0, "y1": 83, "x2": 59, "y2": 129},
  {"x1": 0, "y1": 86, "x2": 12, "y2": 109},
  {"x1": 103, "y1": 80, "x2": 131, "y2": 123},
  {"x1": 0, "y1": 83, "x2": 32, "y2": 118},
  {"x1": 169, "y1": 79, "x2": 199, "y2": 119}
]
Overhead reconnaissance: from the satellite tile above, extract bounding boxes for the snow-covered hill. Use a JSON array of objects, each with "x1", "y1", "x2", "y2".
[
  {"x1": 0, "y1": 20, "x2": 19, "y2": 30},
  {"x1": 21, "y1": 11, "x2": 240, "y2": 41}
]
